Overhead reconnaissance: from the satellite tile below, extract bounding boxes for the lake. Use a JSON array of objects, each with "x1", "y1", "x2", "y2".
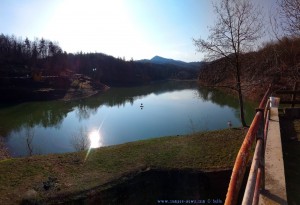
[{"x1": 0, "y1": 81, "x2": 256, "y2": 157}]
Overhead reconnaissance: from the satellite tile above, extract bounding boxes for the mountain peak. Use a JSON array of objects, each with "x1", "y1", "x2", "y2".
[
  {"x1": 137, "y1": 56, "x2": 204, "y2": 70},
  {"x1": 150, "y1": 56, "x2": 185, "y2": 64}
]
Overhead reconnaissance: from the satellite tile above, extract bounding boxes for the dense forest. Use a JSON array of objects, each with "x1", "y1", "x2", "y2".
[{"x1": 0, "y1": 34, "x2": 198, "y2": 86}]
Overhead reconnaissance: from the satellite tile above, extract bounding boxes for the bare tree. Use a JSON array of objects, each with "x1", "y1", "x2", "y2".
[
  {"x1": 70, "y1": 127, "x2": 90, "y2": 151},
  {"x1": 193, "y1": 0, "x2": 264, "y2": 127},
  {"x1": 188, "y1": 117, "x2": 197, "y2": 134},
  {"x1": 278, "y1": 0, "x2": 300, "y2": 37},
  {"x1": 269, "y1": 0, "x2": 300, "y2": 82},
  {"x1": 25, "y1": 126, "x2": 35, "y2": 156},
  {"x1": 270, "y1": 0, "x2": 300, "y2": 38}
]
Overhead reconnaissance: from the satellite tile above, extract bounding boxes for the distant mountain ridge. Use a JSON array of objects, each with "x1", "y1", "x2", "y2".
[{"x1": 137, "y1": 56, "x2": 205, "y2": 70}]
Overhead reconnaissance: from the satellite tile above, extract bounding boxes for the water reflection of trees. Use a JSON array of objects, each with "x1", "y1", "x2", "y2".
[
  {"x1": 0, "y1": 81, "x2": 256, "y2": 136},
  {"x1": 25, "y1": 125, "x2": 34, "y2": 156},
  {"x1": 89, "y1": 81, "x2": 199, "y2": 107},
  {"x1": 195, "y1": 87, "x2": 256, "y2": 124},
  {"x1": 0, "y1": 81, "x2": 198, "y2": 136},
  {"x1": 196, "y1": 87, "x2": 240, "y2": 108},
  {"x1": 0, "y1": 102, "x2": 71, "y2": 136},
  {"x1": 75, "y1": 104, "x2": 98, "y2": 121}
]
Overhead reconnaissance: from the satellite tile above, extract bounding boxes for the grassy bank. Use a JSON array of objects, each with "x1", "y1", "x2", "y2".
[
  {"x1": 0, "y1": 128, "x2": 247, "y2": 204},
  {"x1": 0, "y1": 137, "x2": 9, "y2": 160}
]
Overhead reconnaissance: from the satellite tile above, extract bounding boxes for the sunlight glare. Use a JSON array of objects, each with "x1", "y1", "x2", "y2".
[
  {"x1": 43, "y1": 0, "x2": 151, "y2": 59},
  {"x1": 88, "y1": 130, "x2": 102, "y2": 148}
]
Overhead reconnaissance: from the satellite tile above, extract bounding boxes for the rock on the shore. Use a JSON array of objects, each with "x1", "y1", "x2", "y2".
[{"x1": 22, "y1": 189, "x2": 39, "y2": 203}]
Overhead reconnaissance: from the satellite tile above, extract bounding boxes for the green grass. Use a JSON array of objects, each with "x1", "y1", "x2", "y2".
[{"x1": 0, "y1": 128, "x2": 246, "y2": 204}]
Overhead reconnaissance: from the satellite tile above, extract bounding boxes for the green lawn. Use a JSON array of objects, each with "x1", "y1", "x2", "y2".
[{"x1": 0, "y1": 128, "x2": 246, "y2": 204}]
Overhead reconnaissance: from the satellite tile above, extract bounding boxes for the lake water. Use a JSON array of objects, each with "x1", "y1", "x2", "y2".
[{"x1": 0, "y1": 81, "x2": 256, "y2": 157}]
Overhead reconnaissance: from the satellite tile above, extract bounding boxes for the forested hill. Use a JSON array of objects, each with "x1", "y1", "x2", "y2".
[
  {"x1": 198, "y1": 37, "x2": 300, "y2": 100},
  {"x1": 0, "y1": 34, "x2": 200, "y2": 86}
]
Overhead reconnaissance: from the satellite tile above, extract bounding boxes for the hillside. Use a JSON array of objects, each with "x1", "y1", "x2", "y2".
[
  {"x1": 0, "y1": 34, "x2": 202, "y2": 103},
  {"x1": 198, "y1": 37, "x2": 300, "y2": 100},
  {"x1": 138, "y1": 55, "x2": 205, "y2": 70},
  {"x1": 0, "y1": 34, "x2": 199, "y2": 92}
]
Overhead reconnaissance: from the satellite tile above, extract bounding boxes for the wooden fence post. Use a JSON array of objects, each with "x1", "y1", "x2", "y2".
[{"x1": 291, "y1": 82, "x2": 298, "y2": 108}]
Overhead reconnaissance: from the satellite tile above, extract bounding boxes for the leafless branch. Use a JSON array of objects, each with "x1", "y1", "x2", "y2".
[
  {"x1": 25, "y1": 126, "x2": 34, "y2": 156},
  {"x1": 70, "y1": 127, "x2": 90, "y2": 151},
  {"x1": 194, "y1": 0, "x2": 264, "y2": 127},
  {"x1": 277, "y1": 0, "x2": 300, "y2": 37}
]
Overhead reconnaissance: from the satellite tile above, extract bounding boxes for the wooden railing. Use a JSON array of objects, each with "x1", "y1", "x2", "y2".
[
  {"x1": 224, "y1": 86, "x2": 272, "y2": 205},
  {"x1": 276, "y1": 81, "x2": 299, "y2": 107}
]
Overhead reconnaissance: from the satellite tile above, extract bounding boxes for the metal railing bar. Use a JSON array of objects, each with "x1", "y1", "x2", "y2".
[
  {"x1": 252, "y1": 168, "x2": 262, "y2": 205},
  {"x1": 241, "y1": 138, "x2": 264, "y2": 205},
  {"x1": 259, "y1": 86, "x2": 272, "y2": 109},
  {"x1": 225, "y1": 86, "x2": 271, "y2": 205},
  {"x1": 243, "y1": 98, "x2": 270, "y2": 205},
  {"x1": 224, "y1": 111, "x2": 263, "y2": 205},
  {"x1": 264, "y1": 99, "x2": 270, "y2": 121}
]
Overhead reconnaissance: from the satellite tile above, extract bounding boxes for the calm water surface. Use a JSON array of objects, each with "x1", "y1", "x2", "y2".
[{"x1": 0, "y1": 81, "x2": 256, "y2": 157}]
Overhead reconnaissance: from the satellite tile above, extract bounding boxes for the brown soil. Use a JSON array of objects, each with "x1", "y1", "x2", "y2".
[{"x1": 0, "y1": 137, "x2": 10, "y2": 160}]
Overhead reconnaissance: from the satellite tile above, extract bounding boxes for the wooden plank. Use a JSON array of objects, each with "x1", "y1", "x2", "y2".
[
  {"x1": 275, "y1": 90, "x2": 300, "y2": 94},
  {"x1": 291, "y1": 82, "x2": 298, "y2": 108},
  {"x1": 280, "y1": 100, "x2": 300, "y2": 104}
]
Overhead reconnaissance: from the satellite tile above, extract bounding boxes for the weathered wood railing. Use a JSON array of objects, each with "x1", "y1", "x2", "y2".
[
  {"x1": 224, "y1": 86, "x2": 272, "y2": 205},
  {"x1": 276, "y1": 81, "x2": 299, "y2": 107}
]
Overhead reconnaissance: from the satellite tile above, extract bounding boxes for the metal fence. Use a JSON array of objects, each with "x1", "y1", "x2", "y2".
[{"x1": 224, "y1": 86, "x2": 271, "y2": 205}]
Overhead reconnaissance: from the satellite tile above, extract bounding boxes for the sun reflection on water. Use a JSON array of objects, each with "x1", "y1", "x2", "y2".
[
  {"x1": 84, "y1": 130, "x2": 102, "y2": 162},
  {"x1": 84, "y1": 116, "x2": 107, "y2": 162},
  {"x1": 88, "y1": 130, "x2": 102, "y2": 148}
]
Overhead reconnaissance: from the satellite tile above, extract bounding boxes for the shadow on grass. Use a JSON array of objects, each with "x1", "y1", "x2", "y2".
[{"x1": 51, "y1": 169, "x2": 249, "y2": 205}]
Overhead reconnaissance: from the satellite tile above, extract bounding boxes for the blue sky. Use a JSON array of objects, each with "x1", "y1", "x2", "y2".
[{"x1": 1, "y1": 0, "x2": 275, "y2": 62}]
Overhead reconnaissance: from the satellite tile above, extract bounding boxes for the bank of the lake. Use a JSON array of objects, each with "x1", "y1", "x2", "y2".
[
  {"x1": 0, "y1": 137, "x2": 10, "y2": 160},
  {"x1": 0, "y1": 74, "x2": 109, "y2": 103},
  {"x1": 0, "y1": 128, "x2": 247, "y2": 204}
]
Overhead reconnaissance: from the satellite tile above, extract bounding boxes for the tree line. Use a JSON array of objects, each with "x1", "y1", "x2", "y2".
[
  {"x1": 0, "y1": 34, "x2": 198, "y2": 86},
  {"x1": 0, "y1": 34, "x2": 64, "y2": 72}
]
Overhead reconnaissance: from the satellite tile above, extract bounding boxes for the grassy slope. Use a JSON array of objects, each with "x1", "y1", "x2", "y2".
[
  {"x1": 0, "y1": 138, "x2": 9, "y2": 160},
  {"x1": 0, "y1": 128, "x2": 246, "y2": 204}
]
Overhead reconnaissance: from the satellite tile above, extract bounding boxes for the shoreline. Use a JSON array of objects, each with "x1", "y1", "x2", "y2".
[
  {"x1": 197, "y1": 80, "x2": 267, "y2": 102},
  {"x1": 0, "y1": 84, "x2": 110, "y2": 104},
  {"x1": 0, "y1": 136, "x2": 10, "y2": 160},
  {"x1": 0, "y1": 128, "x2": 247, "y2": 204},
  {"x1": 60, "y1": 85, "x2": 110, "y2": 102}
]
